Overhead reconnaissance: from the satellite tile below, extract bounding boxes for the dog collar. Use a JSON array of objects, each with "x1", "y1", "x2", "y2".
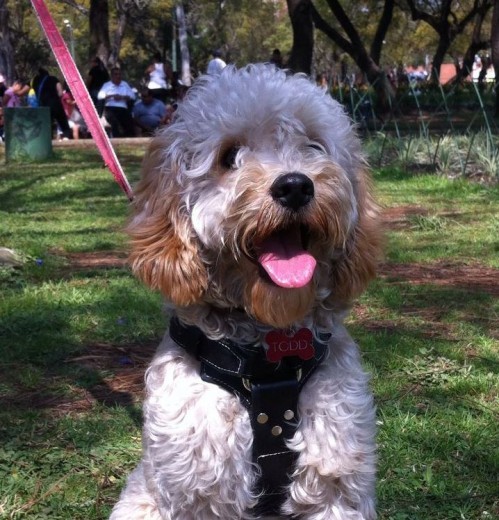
[{"x1": 169, "y1": 316, "x2": 330, "y2": 516}]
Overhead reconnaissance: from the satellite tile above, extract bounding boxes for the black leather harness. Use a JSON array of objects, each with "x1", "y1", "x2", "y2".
[{"x1": 169, "y1": 316, "x2": 329, "y2": 516}]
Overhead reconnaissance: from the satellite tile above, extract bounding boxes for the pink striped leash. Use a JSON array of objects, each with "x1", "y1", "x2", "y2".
[{"x1": 30, "y1": 0, "x2": 134, "y2": 201}]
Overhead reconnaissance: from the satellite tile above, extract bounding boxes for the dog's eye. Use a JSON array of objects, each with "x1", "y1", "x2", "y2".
[
  {"x1": 307, "y1": 142, "x2": 326, "y2": 153},
  {"x1": 221, "y1": 146, "x2": 240, "y2": 170}
]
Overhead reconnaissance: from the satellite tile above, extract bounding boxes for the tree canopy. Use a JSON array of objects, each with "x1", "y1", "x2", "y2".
[{"x1": 0, "y1": 0, "x2": 496, "y2": 104}]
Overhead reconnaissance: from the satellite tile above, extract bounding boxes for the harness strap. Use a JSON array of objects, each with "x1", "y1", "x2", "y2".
[
  {"x1": 250, "y1": 377, "x2": 300, "y2": 516},
  {"x1": 169, "y1": 316, "x2": 329, "y2": 516}
]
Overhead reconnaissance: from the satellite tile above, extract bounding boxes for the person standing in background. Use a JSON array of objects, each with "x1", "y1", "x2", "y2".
[
  {"x1": 0, "y1": 74, "x2": 7, "y2": 98},
  {"x1": 206, "y1": 50, "x2": 226, "y2": 76},
  {"x1": 32, "y1": 67, "x2": 72, "y2": 140},
  {"x1": 269, "y1": 49, "x2": 283, "y2": 68},
  {"x1": 146, "y1": 52, "x2": 171, "y2": 103}
]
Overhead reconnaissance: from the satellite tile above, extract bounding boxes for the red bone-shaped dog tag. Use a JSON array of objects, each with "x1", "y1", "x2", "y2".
[{"x1": 264, "y1": 329, "x2": 315, "y2": 363}]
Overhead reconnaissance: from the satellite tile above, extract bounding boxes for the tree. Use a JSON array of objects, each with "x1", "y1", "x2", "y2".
[
  {"x1": 308, "y1": 0, "x2": 397, "y2": 111},
  {"x1": 403, "y1": 0, "x2": 493, "y2": 83},
  {"x1": 286, "y1": 0, "x2": 314, "y2": 74},
  {"x1": 175, "y1": 2, "x2": 191, "y2": 86},
  {"x1": 0, "y1": 0, "x2": 15, "y2": 83},
  {"x1": 89, "y1": 0, "x2": 158, "y2": 68},
  {"x1": 453, "y1": 2, "x2": 491, "y2": 83},
  {"x1": 5, "y1": 1, "x2": 51, "y2": 81},
  {"x1": 183, "y1": 0, "x2": 290, "y2": 74},
  {"x1": 89, "y1": 0, "x2": 111, "y2": 64},
  {"x1": 491, "y1": 0, "x2": 499, "y2": 115},
  {"x1": 108, "y1": 0, "x2": 131, "y2": 67}
]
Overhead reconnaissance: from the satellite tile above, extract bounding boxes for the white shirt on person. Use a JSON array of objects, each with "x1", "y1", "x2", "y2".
[
  {"x1": 148, "y1": 63, "x2": 168, "y2": 90},
  {"x1": 207, "y1": 57, "x2": 226, "y2": 76},
  {"x1": 98, "y1": 80, "x2": 135, "y2": 109}
]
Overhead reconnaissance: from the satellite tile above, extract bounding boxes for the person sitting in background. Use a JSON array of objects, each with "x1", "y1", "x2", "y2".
[
  {"x1": 161, "y1": 78, "x2": 189, "y2": 125},
  {"x1": 32, "y1": 67, "x2": 72, "y2": 140},
  {"x1": 61, "y1": 84, "x2": 86, "y2": 140},
  {"x1": 132, "y1": 88, "x2": 167, "y2": 136},
  {"x1": 97, "y1": 67, "x2": 136, "y2": 138},
  {"x1": 2, "y1": 79, "x2": 29, "y2": 108}
]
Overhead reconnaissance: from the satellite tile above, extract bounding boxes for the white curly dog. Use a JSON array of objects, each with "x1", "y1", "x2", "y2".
[{"x1": 110, "y1": 64, "x2": 382, "y2": 520}]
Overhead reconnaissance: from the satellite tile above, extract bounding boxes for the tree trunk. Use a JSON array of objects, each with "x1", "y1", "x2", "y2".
[
  {"x1": 369, "y1": 0, "x2": 395, "y2": 65},
  {"x1": 175, "y1": 2, "x2": 191, "y2": 86},
  {"x1": 364, "y1": 63, "x2": 395, "y2": 114},
  {"x1": 89, "y1": 0, "x2": 111, "y2": 65},
  {"x1": 109, "y1": 4, "x2": 127, "y2": 67},
  {"x1": 430, "y1": 34, "x2": 451, "y2": 83},
  {"x1": 491, "y1": 0, "x2": 499, "y2": 116},
  {"x1": 310, "y1": 0, "x2": 395, "y2": 112},
  {"x1": 0, "y1": 0, "x2": 15, "y2": 84},
  {"x1": 286, "y1": 0, "x2": 314, "y2": 75}
]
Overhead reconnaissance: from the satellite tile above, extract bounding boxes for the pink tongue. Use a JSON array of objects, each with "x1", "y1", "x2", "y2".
[{"x1": 258, "y1": 230, "x2": 316, "y2": 288}]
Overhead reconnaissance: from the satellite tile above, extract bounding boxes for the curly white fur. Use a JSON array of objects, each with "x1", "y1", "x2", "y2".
[{"x1": 110, "y1": 64, "x2": 382, "y2": 519}]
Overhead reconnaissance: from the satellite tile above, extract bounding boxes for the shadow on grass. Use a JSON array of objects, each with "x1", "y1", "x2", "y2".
[
  {"x1": 0, "y1": 274, "x2": 163, "y2": 431},
  {"x1": 0, "y1": 177, "x2": 132, "y2": 213}
]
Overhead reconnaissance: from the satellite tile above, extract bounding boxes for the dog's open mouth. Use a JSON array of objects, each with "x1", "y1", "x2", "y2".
[{"x1": 257, "y1": 226, "x2": 317, "y2": 288}]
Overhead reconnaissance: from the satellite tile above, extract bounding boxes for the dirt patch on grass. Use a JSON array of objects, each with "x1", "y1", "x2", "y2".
[
  {"x1": 379, "y1": 261, "x2": 499, "y2": 296},
  {"x1": 3, "y1": 342, "x2": 157, "y2": 416},
  {"x1": 63, "y1": 250, "x2": 128, "y2": 270},
  {"x1": 383, "y1": 205, "x2": 429, "y2": 229},
  {"x1": 381, "y1": 205, "x2": 498, "y2": 295},
  {"x1": 67, "y1": 341, "x2": 156, "y2": 402}
]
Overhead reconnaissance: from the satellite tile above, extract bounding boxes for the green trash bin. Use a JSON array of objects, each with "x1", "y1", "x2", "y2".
[{"x1": 4, "y1": 107, "x2": 53, "y2": 162}]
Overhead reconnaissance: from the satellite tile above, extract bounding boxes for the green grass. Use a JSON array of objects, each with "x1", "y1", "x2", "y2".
[
  {"x1": 375, "y1": 167, "x2": 499, "y2": 266},
  {"x1": 0, "y1": 144, "x2": 164, "y2": 519},
  {"x1": 1, "y1": 143, "x2": 498, "y2": 519}
]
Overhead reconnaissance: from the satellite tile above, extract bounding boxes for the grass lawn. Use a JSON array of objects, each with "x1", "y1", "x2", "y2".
[{"x1": 0, "y1": 142, "x2": 498, "y2": 519}]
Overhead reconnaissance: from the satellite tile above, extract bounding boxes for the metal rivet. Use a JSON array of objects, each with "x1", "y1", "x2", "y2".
[
  {"x1": 257, "y1": 413, "x2": 269, "y2": 424},
  {"x1": 271, "y1": 426, "x2": 283, "y2": 436},
  {"x1": 283, "y1": 409, "x2": 295, "y2": 421}
]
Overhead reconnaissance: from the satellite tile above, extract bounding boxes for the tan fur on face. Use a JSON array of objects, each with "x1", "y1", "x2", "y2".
[
  {"x1": 127, "y1": 142, "x2": 208, "y2": 307},
  {"x1": 326, "y1": 166, "x2": 382, "y2": 309},
  {"x1": 245, "y1": 272, "x2": 315, "y2": 329}
]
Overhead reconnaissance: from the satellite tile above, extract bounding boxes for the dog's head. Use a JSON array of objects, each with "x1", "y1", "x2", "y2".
[{"x1": 128, "y1": 65, "x2": 381, "y2": 329}]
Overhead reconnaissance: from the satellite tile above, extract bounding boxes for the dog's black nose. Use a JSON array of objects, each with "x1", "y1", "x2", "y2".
[{"x1": 270, "y1": 173, "x2": 314, "y2": 211}]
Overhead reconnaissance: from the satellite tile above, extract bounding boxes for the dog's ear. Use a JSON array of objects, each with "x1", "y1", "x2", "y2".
[
  {"x1": 127, "y1": 141, "x2": 208, "y2": 306},
  {"x1": 328, "y1": 167, "x2": 383, "y2": 308}
]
